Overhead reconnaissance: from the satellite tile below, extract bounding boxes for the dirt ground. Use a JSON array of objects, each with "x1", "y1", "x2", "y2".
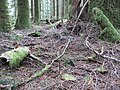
[{"x1": 0, "y1": 20, "x2": 120, "y2": 90}]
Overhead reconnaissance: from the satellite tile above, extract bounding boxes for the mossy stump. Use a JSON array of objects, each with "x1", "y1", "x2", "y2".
[
  {"x1": 89, "y1": 0, "x2": 120, "y2": 28},
  {"x1": 92, "y1": 7, "x2": 120, "y2": 42}
]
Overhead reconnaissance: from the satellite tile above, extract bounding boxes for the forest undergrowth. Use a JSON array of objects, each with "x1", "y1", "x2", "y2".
[{"x1": 0, "y1": 19, "x2": 120, "y2": 90}]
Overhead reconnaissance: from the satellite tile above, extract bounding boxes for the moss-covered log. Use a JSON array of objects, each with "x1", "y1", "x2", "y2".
[
  {"x1": 0, "y1": 47, "x2": 30, "y2": 68},
  {"x1": 15, "y1": 0, "x2": 31, "y2": 29},
  {"x1": 0, "y1": 0, "x2": 12, "y2": 32},
  {"x1": 89, "y1": 0, "x2": 120, "y2": 28},
  {"x1": 92, "y1": 7, "x2": 120, "y2": 42}
]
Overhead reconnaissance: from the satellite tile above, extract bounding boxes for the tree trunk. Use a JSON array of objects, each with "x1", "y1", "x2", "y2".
[
  {"x1": 53, "y1": 0, "x2": 55, "y2": 19},
  {"x1": 0, "y1": 0, "x2": 11, "y2": 32},
  {"x1": 31, "y1": 0, "x2": 34, "y2": 22},
  {"x1": 70, "y1": 0, "x2": 79, "y2": 17},
  {"x1": 62, "y1": 0, "x2": 65, "y2": 18},
  {"x1": 34, "y1": 0, "x2": 40, "y2": 24},
  {"x1": 56, "y1": 0, "x2": 59, "y2": 20},
  {"x1": 15, "y1": 0, "x2": 31, "y2": 29}
]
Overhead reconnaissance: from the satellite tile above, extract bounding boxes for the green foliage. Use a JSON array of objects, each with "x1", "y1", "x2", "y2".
[{"x1": 92, "y1": 7, "x2": 120, "y2": 42}]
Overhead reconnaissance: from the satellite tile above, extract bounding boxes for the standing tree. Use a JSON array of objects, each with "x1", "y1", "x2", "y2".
[
  {"x1": 56, "y1": 0, "x2": 59, "y2": 20},
  {"x1": 34, "y1": 0, "x2": 40, "y2": 24},
  {"x1": 15, "y1": 0, "x2": 31, "y2": 29},
  {"x1": 53, "y1": 0, "x2": 55, "y2": 19},
  {"x1": 31, "y1": 0, "x2": 34, "y2": 22},
  {"x1": 0, "y1": 0, "x2": 11, "y2": 32}
]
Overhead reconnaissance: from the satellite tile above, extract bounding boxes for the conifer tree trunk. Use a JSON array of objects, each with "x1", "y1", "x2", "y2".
[
  {"x1": 15, "y1": 0, "x2": 31, "y2": 29},
  {"x1": 34, "y1": 0, "x2": 40, "y2": 24},
  {"x1": 53, "y1": 0, "x2": 55, "y2": 19},
  {"x1": 0, "y1": 0, "x2": 11, "y2": 32},
  {"x1": 56, "y1": 0, "x2": 59, "y2": 20},
  {"x1": 31, "y1": 0, "x2": 34, "y2": 21},
  {"x1": 62, "y1": 0, "x2": 65, "y2": 18}
]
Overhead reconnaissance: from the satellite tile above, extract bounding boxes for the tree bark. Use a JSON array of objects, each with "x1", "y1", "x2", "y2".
[
  {"x1": 31, "y1": 0, "x2": 34, "y2": 21},
  {"x1": 56, "y1": 0, "x2": 59, "y2": 20},
  {"x1": 34, "y1": 0, "x2": 40, "y2": 24},
  {"x1": 15, "y1": 0, "x2": 31, "y2": 29},
  {"x1": 53, "y1": 0, "x2": 55, "y2": 19},
  {"x1": 0, "y1": 0, "x2": 11, "y2": 32}
]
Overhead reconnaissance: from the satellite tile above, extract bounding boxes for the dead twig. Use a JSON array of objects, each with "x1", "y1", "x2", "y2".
[
  {"x1": 85, "y1": 36, "x2": 120, "y2": 62},
  {"x1": 29, "y1": 54, "x2": 47, "y2": 65},
  {"x1": 71, "y1": 0, "x2": 89, "y2": 34},
  {"x1": 50, "y1": 39, "x2": 71, "y2": 65}
]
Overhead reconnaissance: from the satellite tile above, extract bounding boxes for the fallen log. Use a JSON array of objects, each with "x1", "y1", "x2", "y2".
[{"x1": 0, "y1": 47, "x2": 30, "y2": 68}]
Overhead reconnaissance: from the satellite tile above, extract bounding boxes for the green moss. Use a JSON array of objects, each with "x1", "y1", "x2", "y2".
[
  {"x1": 92, "y1": 7, "x2": 120, "y2": 42},
  {"x1": 89, "y1": 0, "x2": 120, "y2": 28},
  {"x1": 0, "y1": 47, "x2": 29, "y2": 68},
  {"x1": 15, "y1": 0, "x2": 31, "y2": 29},
  {"x1": 0, "y1": 0, "x2": 12, "y2": 32}
]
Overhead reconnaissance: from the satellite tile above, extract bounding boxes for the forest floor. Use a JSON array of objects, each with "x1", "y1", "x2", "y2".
[{"x1": 0, "y1": 20, "x2": 120, "y2": 90}]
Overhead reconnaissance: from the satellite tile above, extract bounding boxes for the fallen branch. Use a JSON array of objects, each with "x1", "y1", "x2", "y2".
[
  {"x1": 50, "y1": 39, "x2": 71, "y2": 65},
  {"x1": 85, "y1": 36, "x2": 120, "y2": 62},
  {"x1": 71, "y1": 0, "x2": 89, "y2": 34},
  {"x1": 29, "y1": 54, "x2": 47, "y2": 65},
  {"x1": 44, "y1": 19, "x2": 68, "y2": 29}
]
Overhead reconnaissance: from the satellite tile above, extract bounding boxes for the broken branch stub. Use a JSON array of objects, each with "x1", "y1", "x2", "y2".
[{"x1": 0, "y1": 47, "x2": 30, "y2": 68}]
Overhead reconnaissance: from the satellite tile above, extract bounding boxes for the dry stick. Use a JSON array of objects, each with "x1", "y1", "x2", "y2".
[
  {"x1": 85, "y1": 36, "x2": 120, "y2": 62},
  {"x1": 50, "y1": 39, "x2": 71, "y2": 65},
  {"x1": 29, "y1": 54, "x2": 47, "y2": 65},
  {"x1": 71, "y1": 0, "x2": 89, "y2": 34}
]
